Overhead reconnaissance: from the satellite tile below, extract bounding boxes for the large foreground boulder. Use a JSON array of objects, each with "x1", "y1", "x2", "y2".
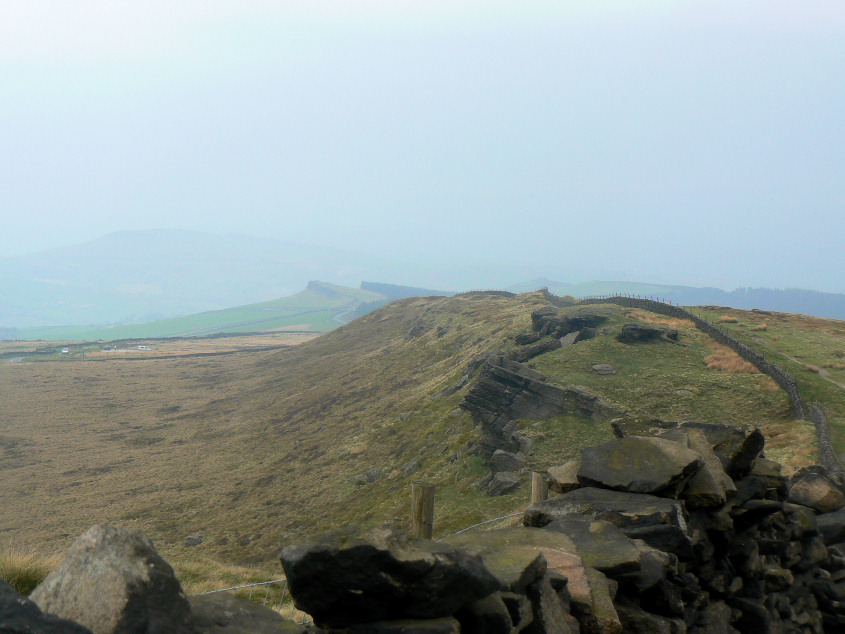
[
  {"x1": 30, "y1": 524, "x2": 192, "y2": 634},
  {"x1": 279, "y1": 526, "x2": 498, "y2": 629},
  {"x1": 0, "y1": 578, "x2": 92, "y2": 634},
  {"x1": 788, "y1": 465, "x2": 845, "y2": 513}
]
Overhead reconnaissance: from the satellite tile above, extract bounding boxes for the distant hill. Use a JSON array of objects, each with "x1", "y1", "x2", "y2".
[
  {"x1": 0, "y1": 229, "x2": 395, "y2": 329},
  {"x1": 7, "y1": 281, "x2": 385, "y2": 341},
  {"x1": 509, "y1": 278, "x2": 845, "y2": 320},
  {"x1": 360, "y1": 281, "x2": 452, "y2": 300}
]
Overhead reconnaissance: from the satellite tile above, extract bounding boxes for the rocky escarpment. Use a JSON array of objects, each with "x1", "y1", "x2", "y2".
[
  {"x1": 460, "y1": 355, "x2": 622, "y2": 460},
  {"x1": 278, "y1": 422, "x2": 845, "y2": 633}
]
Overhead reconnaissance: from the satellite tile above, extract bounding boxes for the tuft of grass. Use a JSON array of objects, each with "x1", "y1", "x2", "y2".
[
  {"x1": 703, "y1": 343, "x2": 758, "y2": 373},
  {"x1": 719, "y1": 315, "x2": 739, "y2": 323},
  {"x1": 751, "y1": 322, "x2": 768, "y2": 331},
  {"x1": 807, "y1": 365, "x2": 821, "y2": 374},
  {"x1": 0, "y1": 544, "x2": 60, "y2": 595}
]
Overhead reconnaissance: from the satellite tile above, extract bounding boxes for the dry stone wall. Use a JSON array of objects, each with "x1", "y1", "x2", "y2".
[{"x1": 580, "y1": 295, "x2": 843, "y2": 472}]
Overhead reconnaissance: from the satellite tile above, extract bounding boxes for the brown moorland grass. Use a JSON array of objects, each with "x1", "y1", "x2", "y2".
[{"x1": 703, "y1": 343, "x2": 759, "y2": 373}]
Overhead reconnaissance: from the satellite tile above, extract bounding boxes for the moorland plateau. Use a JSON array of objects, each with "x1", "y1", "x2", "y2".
[{"x1": 2, "y1": 290, "x2": 845, "y2": 598}]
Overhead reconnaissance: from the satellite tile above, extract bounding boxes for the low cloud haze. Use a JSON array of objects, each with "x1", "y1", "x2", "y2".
[{"x1": 1, "y1": 2, "x2": 843, "y2": 292}]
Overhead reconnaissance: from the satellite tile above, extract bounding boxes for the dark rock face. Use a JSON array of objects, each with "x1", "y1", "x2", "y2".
[
  {"x1": 30, "y1": 524, "x2": 192, "y2": 634},
  {"x1": 616, "y1": 323, "x2": 679, "y2": 344},
  {"x1": 531, "y1": 307, "x2": 608, "y2": 338},
  {"x1": 0, "y1": 578, "x2": 92, "y2": 634},
  {"x1": 279, "y1": 526, "x2": 498, "y2": 629},
  {"x1": 488, "y1": 472, "x2": 520, "y2": 497},
  {"x1": 189, "y1": 593, "x2": 305, "y2": 633},
  {"x1": 490, "y1": 449, "x2": 526, "y2": 473}
]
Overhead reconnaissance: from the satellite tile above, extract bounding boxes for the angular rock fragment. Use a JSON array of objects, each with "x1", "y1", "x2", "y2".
[
  {"x1": 490, "y1": 449, "x2": 526, "y2": 473},
  {"x1": 788, "y1": 465, "x2": 845, "y2": 513},
  {"x1": 454, "y1": 593, "x2": 513, "y2": 634},
  {"x1": 547, "y1": 458, "x2": 581, "y2": 494},
  {"x1": 543, "y1": 513, "x2": 642, "y2": 577},
  {"x1": 488, "y1": 472, "x2": 520, "y2": 497},
  {"x1": 577, "y1": 436, "x2": 703, "y2": 498}
]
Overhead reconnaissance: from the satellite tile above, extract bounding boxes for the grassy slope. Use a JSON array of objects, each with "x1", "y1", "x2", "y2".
[
  {"x1": 0, "y1": 293, "x2": 824, "y2": 592},
  {"x1": 12, "y1": 282, "x2": 385, "y2": 341},
  {"x1": 695, "y1": 306, "x2": 845, "y2": 457}
]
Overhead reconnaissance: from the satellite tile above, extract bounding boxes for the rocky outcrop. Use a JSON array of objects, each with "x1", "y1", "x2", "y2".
[
  {"x1": 531, "y1": 306, "x2": 608, "y2": 339},
  {"x1": 460, "y1": 355, "x2": 622, "y2": 461},
  {"x1": 616, "y1": 323, "x2": 680, "y2": 344},
  {"x1": 31, "y1": 524, "x2": 193, "y2": 634}
]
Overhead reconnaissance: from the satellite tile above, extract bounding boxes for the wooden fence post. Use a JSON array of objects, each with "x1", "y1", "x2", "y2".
[
  {"x1": 412, "y1": 482, "x2": 435, "y2": 540},
  {"x1": 531, "y1": 472, "x2": 548, "y2": 504}
]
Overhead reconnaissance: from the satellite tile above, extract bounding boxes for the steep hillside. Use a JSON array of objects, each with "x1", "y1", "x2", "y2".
[{"x1": 0, "y1": 292, "x2": 821, "y2": 590}]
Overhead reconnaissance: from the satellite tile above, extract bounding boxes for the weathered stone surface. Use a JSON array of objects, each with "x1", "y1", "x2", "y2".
[
  {"x1": 615, "y1": 596, "x2": 685, "y2": 634},
  {"x1": 336, "y1": 617, "x2": 462, "y2": 633},
  {"x1": 577, "y1": 436, "x2": 703, "y2": 498},
  {"x1": 662, "y1": 428, "x2": 736, "y2": 500},
  {"x1": 817, "y1": 508, "x2": 845, "y2": 545},
  {"x1": 547, "y1": 458, "x2": 581, "y2": 494},
  {"x1": 591, "y1": 364, "x2": 617, "y2": 375},
  {"x1": 509, "y1": 338, "x2": 562, "y2": 363},
  {"x1": 443, "y1": 528, "x2": 559, "y2": 593},
  {"x1": 280, "y1": 526, "x2": 498, "y2": 628},
  {"x1": 0, "y1": 578, "x2": 92, "y2": 634},
  {"x1": 544, "y1": 513, "x2": 642, "y2": 578},
  {"x1": 555, "y1": 310, "x2": 609, "y2": 336},
  {"x1": 488, "y1": 472, "x2": 520, "y2": 497},
  {"x1": 30, "y1": 524, "x2": 192, "y2": 634},
  {"x1": 559, "y1": 331, "x2": 580, "y2": 347},
  {"x1": 515, "y1": 332, "x2": 542, "y2": 345},
  {"x1": 189, "y1": 593, "x2": 305, "y2": 633},
  {"x1": 531, "y1": 306, "x2": 561, "y2": 334},
  {"x1": 614, "y1": 420, "x2": 764, "y2": 480},
  {"x1": 184, "y1": 534, "x2": 204, "y2": 547},
  {"x1": 524, "y1": 487, "x2": 691, "y2": 556},
  {"x1": 616, "y1": 323, "x2": 679, "y2": 344},
  {"x1": 490, "y1": 450, "x2": 526, "y2": 473},
  {"x1": 499, "y1": 592, "x2": 534, "y2": 631},
  {"x1": 749, "y1": 457, "x2": 786, "y2": 491},
  {"x1": 524, "y1": 575, "x2": 573, "y2": 634},
  {"x1": 788, "y1": 466, "x2": 845, "y2": 513},
  {"x1": 454, "y1": 593, "x2": 512, "y2": 634}
]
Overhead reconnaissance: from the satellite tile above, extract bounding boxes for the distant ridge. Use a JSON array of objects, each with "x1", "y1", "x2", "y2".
[
  {"x1": 509, "y1": 278, "x2": 845, "y2": 320},
  {"x1": 360, "y1": 281, "x2": 453, "y2": 300}
]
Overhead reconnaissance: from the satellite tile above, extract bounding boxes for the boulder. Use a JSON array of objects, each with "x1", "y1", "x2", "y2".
[
  {"x1": 788, "y1": 466, "x2": 845, "y2": 513},
  {"x1": 0, "y1": 578, "x2": 92, "y2": 634},
  {"x1": 184, "y1": 534, "x2": 204, "y2": 547},
  {"x1": 591, "y1": 364, "x2": 617, "y2": 375},
  {"x1": 279, "y1": 526, "x2": 498, "y2": 629},
  {"x1": 515, "y1": 332, "x2": 542, "y2": 345},
  {"x1": 531, "y1": 306, "x2": 561, "y2": 334},
  {"x1": 577, "y1": 436, "x2": 704, "y2": 498},
  {"x1": 454, "y1": 593, "x2": 513, "y2": 634},
  {"x1": 616, "y1": 324, "x2": 679, "y2": 344},
  {"x1": 488, "y1": 472, "x2": 520, "y2": 497},
  {"x1": 555, "y1": 310, "x2": 609, "y2": 337},
  {"x1": 543, "y1": 513, "x2": 642, "y2": 577},
  {"x1": 547, "y1": 458, "x2": 581, "y2": 494},
  {"x1": 490, "y1": 450, "x2": 526, "y2": 473},
  {"x1": 524, "y1": 575, "x2": 574, "y2": 634},
  {"x1": 524, "y1": 487, "x2": 692, "y2": 556},
  {"x1": 189, "y1": 593, "x2": 305, "y2": 633},
  {"x1": 559, "y1": 332, "x2": 580, "y2": 347},
  {"x1": 661, "y1": 428, "x2": 735, "y2": 508},
  {"x1": 30, "y1": 524, "x2": 192, "y2": 634},
  {"x1": 817, "y1": 508, "x2": 845, "y2": 545}
]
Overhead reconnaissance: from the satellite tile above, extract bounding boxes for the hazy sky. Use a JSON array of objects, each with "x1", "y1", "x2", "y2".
[{"x1": 2, "y1": 1, "x2": 844, "y2": 291}]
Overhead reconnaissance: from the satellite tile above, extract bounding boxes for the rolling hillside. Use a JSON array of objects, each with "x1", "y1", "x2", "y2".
[{"x1": 1, "y1": 291, "x2": 840, "y2": 592}]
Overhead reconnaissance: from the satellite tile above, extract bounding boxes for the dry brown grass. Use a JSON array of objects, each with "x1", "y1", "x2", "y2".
[
  {"x1": 751, "y1": 323, "x2": 768, "y2": 331},
  {"x1": 719, "y1": 315, "x2": 739, "y2": 323},
  {"x1": 623, "y1": 310, "x2": 694, "y2": 330},
  {"x1": 0, "y1": 544, "x2": 61, "y2": 595},
  {"x1": 807, "y1": 365, "x2": 821, "y2": 374},
  {"x1": 758, "y1": 419, "x2": 819, "y2": 474},
  {"x1": 703, "y1": 343, "x2": 758, "y2": 373}
]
